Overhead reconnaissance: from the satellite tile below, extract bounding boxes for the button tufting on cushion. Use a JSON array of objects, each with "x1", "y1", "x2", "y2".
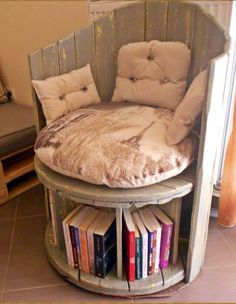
[
  {"x1": 80, "y1": 86, "x2": 88, "y2": 92},
  {"x1": 112, "y1": 40, "x2": 191, "y2": 110},
  {"x1": 160, "y1": 77, "x2": 169, "y2": 84},
  {"x1": 129, "y1": 76, "x2": 137, "y2": 82},
  {"x1": 59, "y1": 94, "x2": 65, "y2": 100},
  {"x1": 147, "y1": 55, "x2": 154, "y2": 61}
]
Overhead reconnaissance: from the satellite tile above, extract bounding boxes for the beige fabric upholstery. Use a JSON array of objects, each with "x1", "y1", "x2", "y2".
[
  {"x1": 112, "y1": 41, "x2": 191, "y2": 109},
  {"x1": 32, "y1": 64, "x2": 101, "y2": 125},
  {"x1": 0, "y1": 103, "x2": 36, "y2": 158},
  {"x1": 35, "y1": 103, "x2": 198, "y2": 188},
  {"x1": 166, "y1": 70, "x2": 208, "y2": 145}
]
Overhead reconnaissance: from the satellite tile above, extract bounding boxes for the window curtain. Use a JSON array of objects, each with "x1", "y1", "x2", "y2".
[{"x1": 219, "y1": 92, "x2": 236, "y2": 227}]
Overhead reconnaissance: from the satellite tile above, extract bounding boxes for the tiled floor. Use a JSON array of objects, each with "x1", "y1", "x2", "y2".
[{"x1": 1, "y1": 184, "x2": 236, "y2": 303}]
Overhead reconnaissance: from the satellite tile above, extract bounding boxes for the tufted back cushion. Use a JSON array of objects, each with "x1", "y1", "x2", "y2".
[
  {"x1": 32, "y1": 64, "x2": 100, "y2": 125},
  {"x1": 112, "y1": 40, "x2": 191, "y2": 110}
]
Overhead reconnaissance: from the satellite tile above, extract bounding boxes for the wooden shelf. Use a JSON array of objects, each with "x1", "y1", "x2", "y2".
[
  {"x1": 0, "y1": 147, "x2": 39, "y2": 205},
  {"x1": 4, "y1": 154, "x2": 34, "y2": 184},
  {"x1": 8, "y1": 174, "x2": 40, "y2": 201},
  {"x1": 45, "y1": 223, "x2": 185, "y2": 296}
]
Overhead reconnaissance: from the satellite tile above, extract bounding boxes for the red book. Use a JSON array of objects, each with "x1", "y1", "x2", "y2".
[{"x1": 123, "y1": 209, "x2": 135, "y2": 281}]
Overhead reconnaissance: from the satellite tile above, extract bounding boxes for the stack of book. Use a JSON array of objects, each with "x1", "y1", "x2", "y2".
[
  {"x1": 62, "y1": 205, "x2": 116, "y2": 278},
  {"x1": 123, "y1": 206, "x2": 173, "y2": 281}
]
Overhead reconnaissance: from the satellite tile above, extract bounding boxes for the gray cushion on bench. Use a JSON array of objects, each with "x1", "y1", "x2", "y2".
[{"x1": 0, "y1": 103, "x2": 37, "y2": 158}]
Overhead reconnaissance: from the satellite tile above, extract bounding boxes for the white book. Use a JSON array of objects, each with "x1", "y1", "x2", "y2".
[
  {"x1": 62, "y1": 205, "x2": 82, "y2": 266},
  {"x1": 145, "y1": 207, "x2": 162, "y2": 273},
  {"x1": 132, "y1": 211, "x2": 148, "y2": 279}
]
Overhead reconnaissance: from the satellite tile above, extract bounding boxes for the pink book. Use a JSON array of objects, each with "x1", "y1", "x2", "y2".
[{"x1": 150, "y1": 206, "x2": 173, "y2": 269}]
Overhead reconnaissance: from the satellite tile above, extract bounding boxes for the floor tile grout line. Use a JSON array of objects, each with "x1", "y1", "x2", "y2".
[
  {"x1": 1, "y1": 196, "x2": 20, "y2": 302},
  {"x1": 4, "y1": 283, "x2": 68, "y2": 293},
  {"x1": 16, "y1": 213, "x2": 46, "y2": 220},
  {"x1": 217, "y1": 228, "x2": 236, "y2": 253}
]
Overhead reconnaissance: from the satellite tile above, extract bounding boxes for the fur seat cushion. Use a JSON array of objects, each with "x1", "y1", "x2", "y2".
[{"x1": 34, "y1": 103, "x2": 198, "y2": 188}]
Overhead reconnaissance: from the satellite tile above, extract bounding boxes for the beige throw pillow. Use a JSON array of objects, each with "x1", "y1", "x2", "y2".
[
  {"x1": 32, "y1": 64, "x2": 100, "y2": 125},
  {"x1": 112, "y1": 40, "x2": 191, "y2": 110},
  {"x1": 166, "y1": 70, "x2": 208, "y2": 145}
]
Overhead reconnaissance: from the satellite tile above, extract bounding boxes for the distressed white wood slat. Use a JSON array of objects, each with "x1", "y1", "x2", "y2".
[
  {"x1": 58, "y1": 33, "x2": 77, "y2": 74},
  {"x1": 42, "y1": 42, "x2": 60, "y2": 78},
  {"x1": 75, "y1": 24, "x2": 96, "y2": 80},
  {"x1": 186, "y1": 53, "x2": 229, "y2": 283}
]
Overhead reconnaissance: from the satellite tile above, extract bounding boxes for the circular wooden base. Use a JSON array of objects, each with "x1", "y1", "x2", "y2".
[{"x1": 45, "y1": 224, "x2": 185, "y2": 296}]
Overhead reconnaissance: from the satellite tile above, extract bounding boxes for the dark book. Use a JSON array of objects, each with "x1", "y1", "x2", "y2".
[
  {"x1": 135, "y1": 227, "x2": 142, "y2": 280},
  {"x1": 94, "y1": 213, "x2": 116, "y2": 278}
]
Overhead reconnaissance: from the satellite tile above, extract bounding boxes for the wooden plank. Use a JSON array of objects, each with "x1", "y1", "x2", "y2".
[
  {"x1": 190, "y1": 6, "x2": 228, "y2": 82},
  {"x1": 145, "y1": 0, "x2": 168, "y2": 41},
  {"x1": 79, "y1": 270, "x2": 101, "y2": 289},
  {"x1": 45, "y1": 224, "x2": 79, "y2": 283},
  {"x1": 114, "y1": 1, "x2": 145, "y2": 53},
  {"x1": 95, "y1": 12, "x2": 115, "y2": 102},
  {"x1": 51, "y1": 191, "x2": 65, "y2": 251},
  {"x1": 42, "y1": 42, "x2": 60, "y2": 78},
  {"x1": 166, "y1": 1, "x2": 196, "y2": 49},
  {"x1": 161, "y1": 257, "x2": 185, "y2": 289},
  {"x1": 44, "y1": 187, "x2": 50, "y2": 223},
  {"x1": 159, "y1": 198, "x2": 182, "y2": 264},
  {"x1": 28, "y1": 49, "x2": 44, "y2": 80},
  {"x1": 0, "y1": 160, "x2": 4, "y2": 180},
  {"x1": 0, "y1": 184, "x2": 8, "y2": 205},
  {"x1": 35, "y1": 156, "x2": 193, "y2": 206},
  {"x1": 58, "y1": 33, "x2": 77, "y2": 74},
  {"x1": 8, "y1": 175, "x2": 39, "y2": 201},
  {"x1": 116, "y1": 208, "x2": 123, "y2": 279},
  {"x1": 159, "y1": 177, "x2": 193, "y2": 192},
  {"x1": 4, "y1": 155, "x2": 34, "y2": 184},
  {"x1": 99, "y1": 265, "x2": 129, "y2": 294},
  {"x1": 28, "y1": 50, "x2": 46, "y2": 132},
  {"x1": 186, "y1": 54, "x2": 228, "y2": 283},
  {"x1": 0, "y1": 145, "x2": 34, "y2": 161},
  {"x1": 129, "y1": 270, "x2": 163, "y2": 295},
  {"x1": 75, "y1": 24, "x2": 96, "y2": 80}
]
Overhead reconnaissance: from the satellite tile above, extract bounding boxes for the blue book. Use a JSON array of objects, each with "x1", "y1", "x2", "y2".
[
  {"x1": 138, "y1": 209, "x2": 154, "y2": 276},
  {"x1": 74, "y1": 226, "x2": 81, "y2": 267}
]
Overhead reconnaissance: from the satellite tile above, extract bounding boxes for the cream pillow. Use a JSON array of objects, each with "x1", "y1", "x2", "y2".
[
  {"x1": 32, "y1": 64, "x2": 100, "y2": 125},
  {"x1": 166, "y1": 70, "x2": 208, "y2": 145},
  {"x1": 112, "y1": 40, "x2": 191, "y2": 110}
]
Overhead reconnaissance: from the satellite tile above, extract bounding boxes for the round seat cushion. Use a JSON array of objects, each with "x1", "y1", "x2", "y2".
[{"x1": 35, "y1": 102, "x2": 198, "y2": 188}]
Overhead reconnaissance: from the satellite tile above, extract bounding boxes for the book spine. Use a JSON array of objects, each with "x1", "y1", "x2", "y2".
[
  {"x1": 135, "y1": 237, "x2": 142, "y2": 280},
  {"x1": 147, "y1": 231, "x2": 154, "y2": 275},
  {"x1": 160, "y1": 224, "x2": 173, "y2": 269},
  {"x1": 142, "y1": 233, "x2": 148, "y2": 279},
  {"x1": 154, "y1": 227, "x2": 162, "y2": 273},
  {"x1": 63, "y1": 221, "x2": 73, "y2": 266},
  {"x1": 79, "y1": 229, "x2": 90, "y2": 273},
  {"x1": 127, "y1": 231, "x2": 135, "y2": 281},
  {"x1": 94, "y1": 234, "x2": 105, "y2": 277},
  {"x1": 74, "y1": 227, "x2": 81, "y2": 269},
  {"x1": 151, "y1": 231, "x2": 157, "y2": 274},
  {"x1": 69, "y1": 225, "x2": 78, "y2": 268},
  {"x1": 87, "y1": 230, "x2": 95, "y2": 274}
]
